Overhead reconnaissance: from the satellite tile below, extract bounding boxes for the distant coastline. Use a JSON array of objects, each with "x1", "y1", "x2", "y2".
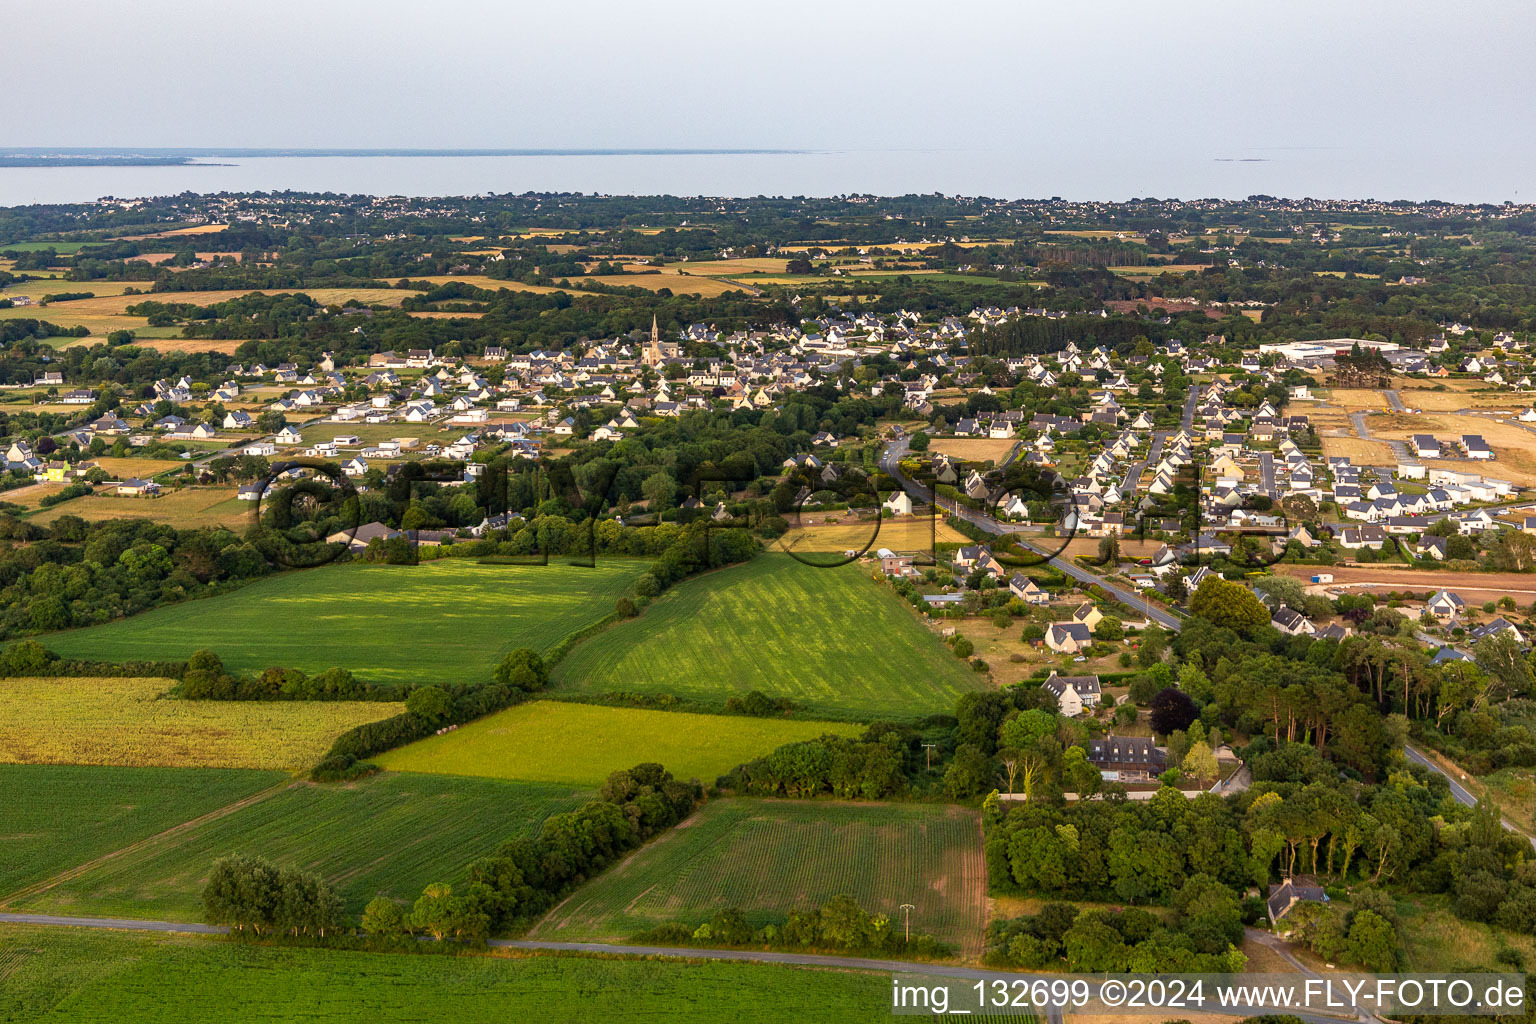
[{"x1": 0, "y1": 147, "x2": 807, "y2": 169}]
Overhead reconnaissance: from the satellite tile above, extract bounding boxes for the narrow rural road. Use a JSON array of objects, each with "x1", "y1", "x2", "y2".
[
  {"x1": 1404, "y1": 743, "x2": 1536, "y2": 850},
  {"x1": 0, "y1": 912, "x2": 1361, "y2": 1022}
]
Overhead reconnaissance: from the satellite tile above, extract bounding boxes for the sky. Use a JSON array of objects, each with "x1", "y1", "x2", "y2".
[{"x1": 14, "y1": 0, "x2": 1536, "y2": 156}]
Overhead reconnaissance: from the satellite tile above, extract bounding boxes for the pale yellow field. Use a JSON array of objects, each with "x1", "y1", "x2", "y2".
[
  {"x1": 775, "y1": 516, "x2": 969, "y2": 554},
  {"x1": 1110, "y1": 264, "x2": 1213, "y2": 276},
  {"x1": 114, "y1": 224, "x2": 229, "y2": 240},
  {"x1": 118, "y1": 336, "x2": 249, "y2": 355},
  {"x1": 91, "y1": 456, "x2": 182, "y2": 478},
  {"x1": 0, "y1": 676, "x2": 400, "y2": 771},
  {"x1": 1320, "y1": 435, "x2": 1397, "y2": 464},
  {"x1": 671, "y1": 257, "x2": 790, "y2": 275},
  {"x1": 928, "y1": 437, "x2": 1019, "y2": 462},
  {"x1": 28, "y1": 288, "x2": 406, "y2": 316},
  {"x1": 132, "y1": 252, "x2": 243, "y2": 266},
  {"x1": 0, "y1": 308, "x2": 152, "y2": 335},
  {"x1": 1366, "y1": 413, "x2": 1536, "y2": 485},
  {"x1": 582, "y1": 273, "x2": 745, "y2": 297},
  {"x1": 0, "y1": 279, "x2": 156, "y2": 301},
  {"x1": 0, "y1": 482, "x2": 68, "y2": 509},
  {"x1": 413, "y1": 274, "x2": 564, "y2": 294},
  {"x1": 1326, "y1": 388, "x2": 1395, "y2": 412},
  {"x1": 31, "y1": 486, "x2": 246, "y2": 529}
]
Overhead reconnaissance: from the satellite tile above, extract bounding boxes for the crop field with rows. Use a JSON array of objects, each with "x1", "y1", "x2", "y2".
[
  {"x1": 12, "y1": 772, "x2": 589, "y2": 920},
  {"x1": 0, "y1": 764, "x2": 284, "y2": 900},
  {"x1": 529, "y1": 798, "x2": 987, "y2": 954},
  {"x1": 550, "y1": 555, "x2": 987, "y2": 719},
  {"x1": 43, "y1": 560, "x2": 649, "y2": 686}
]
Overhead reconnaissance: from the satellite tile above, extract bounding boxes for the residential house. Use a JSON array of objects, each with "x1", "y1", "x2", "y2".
[
  {"x1": 1045, "y1": 622, "x2": 1093, "y2": 655},
  {"x1": 1042, "y1": 672, "x2": 1102, "y2": 717}
]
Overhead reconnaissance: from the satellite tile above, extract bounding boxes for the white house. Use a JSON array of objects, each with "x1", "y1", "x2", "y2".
[{"x1": 1045, "y1": 622, "x2": 1093, "y2": 655}]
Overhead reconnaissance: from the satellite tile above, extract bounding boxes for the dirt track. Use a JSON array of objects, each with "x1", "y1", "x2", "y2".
[{"x1": 1277, "y1": 564, "x2": 1536, "y2": 602}]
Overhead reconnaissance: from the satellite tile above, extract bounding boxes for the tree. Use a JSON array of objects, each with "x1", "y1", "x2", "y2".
[
  {"x1": 1094, "y1": 616, "x2": 1124, "y2": 642},
  {"x1": 1188, "y1": 577, "x2": 1269, "y2": 631},
  {"x1": 908, "y1": 431, "x2": 930, "y2": 452},
  {"x1": 1474, "y1": 630, "x2": 1532, "y2": 701},
  {"x1": 362, "y1": 895, "x2": 408, "y2": 937},
  {"x1": 1345, "y1": 909, "x2": 1398, "y2": 971},
  {"x1": 998, "y1": 708, "x2": 1055, "y2": 751},
  {"x1": 944, "y1": 744, "x2": 992, "y2": 799},
  {"x1": 412, "y1": 883, "x2": 456, "y2": 941},
  {"x1": 1182, "y1": 740, "x2": 1219, "y2": 783},
  {"x1": 641, "y1": 471, "x2": 677, "y2": 510},
  {"x1": 1150, "y1": 687, "x2": 1199, "y2": 736},
  {"x1": 406, "y1": 685, "x2": 453, "y2": 723}
]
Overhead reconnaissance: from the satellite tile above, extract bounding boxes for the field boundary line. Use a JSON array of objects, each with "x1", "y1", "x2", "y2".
[{"x1": 0, "y1": 778, "x2": 297, "y2": 907}]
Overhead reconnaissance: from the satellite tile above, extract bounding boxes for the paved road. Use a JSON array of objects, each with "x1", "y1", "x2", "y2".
[
  {"x1": 1258, "y1": 451, "x2": 1277, "y2": 498},
  {"x1": 1404, "y1": 744, "x2": 1536, "y2": 850},
  {"x1": 880, "y1": 439, "x2": 1183, "y2": 631},
  {"x1": 0, "y1": 912, "x2": 224, "y2": 933},
  {"x1": 1181, "y1": 385, "x2": 1199, "y2": 431},
  {"x1": 1384, "y1": 389, "x2": 1405, "y2": 413}
]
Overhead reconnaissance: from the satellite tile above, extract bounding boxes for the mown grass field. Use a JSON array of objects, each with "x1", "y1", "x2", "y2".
[
  {"x1": 531, "y1": 798, "x2": 987, "y2": 954},
  {"x1": 44, "y1": 560, "x2": 648, "y2": 686},
  {"x1": 0, "y1": 926, "x2": 896, "y2": 1024},
  {"x1": 775, "y1": 517, "x2": 970, "y2": 555},
  {"x1": 0, "y1": 765, "x2": 283, "y2": 899},
  {"x1": 550, "y1": 555, "x2": 988, "y2": 719},
  {"x1": 30, "y1": 486, "x2": 246, "y2": 529},
  {"x1": 16, "y1": 773, "x2": 588, "y2": 920},
  {"x1": 375, "y1": 700, "x2": 861, "y2": 786},
  {"x1": 0, "y1": 677, "x2": 399, "y2": 771}
]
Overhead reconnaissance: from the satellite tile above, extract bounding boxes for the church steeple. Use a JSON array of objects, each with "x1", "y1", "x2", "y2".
[{"x1": 651, "y1": 314, "x2": 659, "y2": 343}]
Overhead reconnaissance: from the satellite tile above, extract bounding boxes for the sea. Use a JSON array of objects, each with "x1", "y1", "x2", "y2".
[{"x1": 0, "y1": 148, "x2": 1530, "y2": 207}]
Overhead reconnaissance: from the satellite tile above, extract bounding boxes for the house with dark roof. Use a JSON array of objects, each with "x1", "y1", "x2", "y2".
[
  {"x1": 1087, "y1": 736, "x2": 1166, "y2": 781},
  {"x1": 1267, "y1": 879, "x2": 1328, "y2": 928}
]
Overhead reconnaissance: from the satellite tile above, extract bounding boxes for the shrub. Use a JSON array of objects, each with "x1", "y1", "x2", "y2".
[{"x1": 494, "y1": 647, "x2": 548, "y2": 693}]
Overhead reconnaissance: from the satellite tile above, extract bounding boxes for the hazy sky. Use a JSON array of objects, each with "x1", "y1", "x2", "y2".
[{"x1": 14, "y1": 0, "x2": 1536, "y2": 156}]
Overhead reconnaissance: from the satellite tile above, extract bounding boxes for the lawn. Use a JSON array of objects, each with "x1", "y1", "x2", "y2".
[
  {"x1": 15, "y1": 773, "x2": 588, "y2": 920},
  {"x1": 0, "y1": 764, "x2": 283, "y2": 900},
  {"x1": 0, "y1": 677, "x2": 399, "y2": 771},
  {"x1": 44, "y1": 560, "x2": 649, "y2": 686},
  {"x1": 374, "y1": 701, "x2": 861, "y2": 786},
  {"x1": 530, "y1": 798, "x2": 987, "y2": 955},
  {"x1": 550, "y1": 554, "x2": 989, "y2": 719},
  {"x1": 0, "y1": 926, "x2": 896, "y2": 1023}
]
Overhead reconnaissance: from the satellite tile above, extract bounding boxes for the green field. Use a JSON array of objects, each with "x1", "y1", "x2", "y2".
[
  {"x1": 550, "y1": 555, "x2": 988, "y2": 719},
  {"x1": 0, "y1": 676, "x2": 401, "y2": 771},
  {"x1": 375, "y1": 700, "x2": 862, "y2": 786},
  {"x1": 0, "y1": 926, "x2": 897, "y2": 1024},
  {"x1": 43, "y1": 560, "x2": 647, "y2": 686},
  {"x1": 0, "y1": 765, "x2": 283, "y2": 900},
  {"x1": 13, "y1": 772, "x2": 588, "y2": 921},
  {"x1": 530, "y1": 798, "x2": 987, "y2": 954}
]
